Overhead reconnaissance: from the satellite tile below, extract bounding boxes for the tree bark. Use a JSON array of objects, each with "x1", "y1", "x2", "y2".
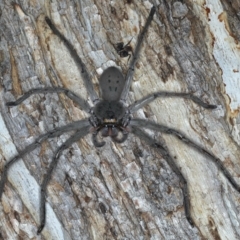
[{"x1": 0, "y1": 0, "x2": 240, "y2": 239}]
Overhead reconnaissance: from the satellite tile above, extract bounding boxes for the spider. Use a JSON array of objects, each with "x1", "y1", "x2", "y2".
[
  {"x1": 114, "y1": 38, "x2": 133, "y2": 60},
  {"x1": 1, "y1": 5, "x2": 240, "y2": 235}
]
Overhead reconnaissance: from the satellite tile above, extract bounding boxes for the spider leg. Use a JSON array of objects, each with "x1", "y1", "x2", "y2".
[
  {"x1": 37, "y1": 126, "x2": 90, "y2": 234},
  {"x1": 6, "y1": 87, "x2": 91, "y2": 112},
  {"x1": 45, "y1": 17, "x2": 99, "y2": 103},
  {"x1": 122, "y1": 37, "x2": 133, "y2": 49},
  {"x1": 127, "y1": 53, "x2": 132, "y2": 63},
  {"x1": 120, "y1": 6, "x2": 156, "y2": 102},
  {"x1": 131, "y1": 119, "x2": 240, "y2": 193},
  {"x1": 92, "y1": 130, "x2": 106, "y2": 147},
  {"x1": 0, "y1": 119, "x2": 89, "y2": 198},
  {"x1": 128, "y1": 92, "x2": 217, "y2": 113},
  {"x1": 111, "y1": 131, "x2": 128, "y2": 143},
  {"x1": 131, "y1": 125, "x2": 193, "y2": 225}
]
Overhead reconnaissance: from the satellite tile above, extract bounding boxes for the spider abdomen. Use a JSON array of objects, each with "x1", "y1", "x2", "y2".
[{"x1": 99, "y1": 66, "x2": 126, "y2": 101}]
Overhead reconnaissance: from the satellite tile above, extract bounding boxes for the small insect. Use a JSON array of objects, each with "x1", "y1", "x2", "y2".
[
  {"x1": 1, "y1": 5, "x2": 240, "y2": 235},
  {"x1": 114, "y1": 38, "x2": 133, "y2": 60}
]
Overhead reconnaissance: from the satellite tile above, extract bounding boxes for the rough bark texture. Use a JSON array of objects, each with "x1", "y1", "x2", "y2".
[{"x1": 0, "y1": 0, "x2": 240, "y2": 239}]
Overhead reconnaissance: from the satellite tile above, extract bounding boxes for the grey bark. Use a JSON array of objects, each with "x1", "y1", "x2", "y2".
[{"x1": 0, "y1": 0, "x2": 240, "y2": 239}]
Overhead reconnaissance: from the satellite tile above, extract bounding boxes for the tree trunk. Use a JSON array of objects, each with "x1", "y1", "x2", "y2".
[{"x1": 0, "y1": 0, "x2": 240, "y2": 239}]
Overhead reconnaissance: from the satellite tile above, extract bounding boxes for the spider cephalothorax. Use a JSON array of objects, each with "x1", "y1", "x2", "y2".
[{"x1": 1, "y1": 5, "x2": 240, "y2": 235}]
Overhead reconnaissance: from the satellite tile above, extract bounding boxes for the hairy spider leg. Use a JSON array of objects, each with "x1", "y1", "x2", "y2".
[
  {"x1": 37, "y1": 126, "x2": 90, "y2": 234},
  {"x1": 120, "y1": 6, "x2": 156, "y2": 102},
  {"x1": 131, "y1": 119, "x2": 240, "y2": 196},
  {"x1": 131, "y1": 126, "x2": 193, "y2": 225},
  {"x1": 128, "y1": 91, "x2": 217, "y2": 113},
  {"x1": 123, "y1": 38, "x2": 133, "y2": 48},
  {"x1": 6, "y1": 87, "x2": 91, "y2": 113},
  {"x1": 45, "y1": 17, "x2": 99, "y2": 103},
  {"x1": 111, "y1": 131, "x2": 129, "y2": 143},
  {"x1": 92, "y1": 130, "x2": 105, "y2": 147},
  {"x1": 0, "y1": 119, "x2": 90, "y2": 199}
]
